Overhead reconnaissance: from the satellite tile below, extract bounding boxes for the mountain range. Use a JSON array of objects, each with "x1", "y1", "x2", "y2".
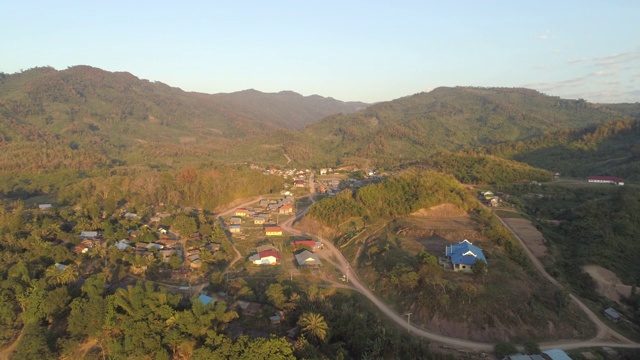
[{"x1": 1, "y1": 65, "x2": 640, "y2": 178}]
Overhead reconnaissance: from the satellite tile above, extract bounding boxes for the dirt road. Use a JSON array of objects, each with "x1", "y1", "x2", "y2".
[
  {"x1": 280, "y1": 192, "x2": 640, "y2": 352},
  {"x1": 280, "y1": 197, "x2": 496, "y2": 351},
  {"x1": 216, "y1": 197, "x2": 264, "y2": 273},
  {"x1": 495, "y1": 214, "x2": 636, "y2": 346}
]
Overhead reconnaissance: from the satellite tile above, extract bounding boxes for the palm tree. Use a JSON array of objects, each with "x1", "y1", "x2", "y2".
[
  {"x1": 74, "y1": 216, "x2": 91, "y2": 233},
  {"x1": 297, "y1": 312, "x2": 329, "y2": 343},
  {"x1": 45, "y1": 265, "x2": 64, "y2": 285},
  {"x1": 59, "y1": 264, "x2": 79, "y2": 285},
  {"x1": 46, "y1": 264, "x2": 78, "y2": 285}
]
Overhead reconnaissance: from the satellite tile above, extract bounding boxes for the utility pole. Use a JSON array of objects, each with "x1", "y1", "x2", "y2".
[{"x1": 404, "y1": 312, "x2": 412, "y2": 333}]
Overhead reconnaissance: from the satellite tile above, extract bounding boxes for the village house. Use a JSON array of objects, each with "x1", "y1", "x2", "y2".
[
  {"x1": 256, "y1": 244, "x2": 276, "y2": 253},
  {"x1": 587, "y1": 176, "x2": 624, "y2": 186},
  {"x1": 269, "y1": 311, "x2": 285, "y2": 325},
  {"x1": 445, "y1": 239, "x2": 487, "y2": 272},
  {"x1": 157, "y1": 238, "x2": 178, "y2": 248},
  {"x1": 278, "y1": 205, "x2": 293, "y2": 215},
  {"x1": 39, "y1": 204, "x2": 52, "y2": 211},
  {"x1": 198, "y1": 294, "x2": 215, "y2": 306},
  {"x1": 249, "y1": 250, "x2": 281, "y2": 265},
  {"x1": 74, "y1": 240, "x2": 93, "y2": 254},
  {"x1": 146, "y1": 243, "x2": 164, "y2": 251},
  {"x1": 604, "y1": 307, "x2": 621, "y2": 322},
  {"x1": 229, "y1": 224, "x2": 241, "y2": 233},
  {"x1": 291, "y1": 239, "x2": 321, "y2": 251},
  {"x1": 159, "y1": 249, "x2": 177, "y2": 262},
  {"x1": 134, "y1": 242, "x2": 149, "y2": 252},
  {"x1": 79, "y1": 231, "x2": 100, "y2": 240},
  {"x1": 229, "y1": 216, "x2": 242, "y2": 225},
  {"x1": 264, "y1": 226, "x2": 283, "y2": 236},
  {"x1": 234, "y1": 208, "x2": 248, "y2": 217},
  {"x1": 114, "y1": 239, "x2": 131, "y2": 251},
  {"x1": 542, "y1": 349, "x2": 572, "y2": 360},
  {"x1": 259, "y1": 199, "x2": 270, "y2": 207},
  {"x1": 293, "y1": 180, "x2": 305, "y2": 188},
  {"x1": 295, "y1": 250, "x2": 322, "y2": 267},
  {"x1": 319, "y1": 168, "x2": 327, "y2": 175},
  {"x1": 237, "y1": 300, "x2": 262, "y2": 316},
  {"x1": 206, "y1": 242, "x2": 221, "y2": 252},
  {"x1": 253, "y1": 215, "x2": 268, "y2": 224}
]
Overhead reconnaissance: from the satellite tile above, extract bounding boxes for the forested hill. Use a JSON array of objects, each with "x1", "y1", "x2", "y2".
[
  {"x1": 0, "y1": 66, "x2": 367, "y2": 142},
  {"x1": 477, "y1": 119, "x2": 640, "y2": 181},
  {"x1": 210, "y1": 89, "x2": 367, "y2": 129},
  {"x1": 270, "y1": 87, "x2": 640, "y2": 167}
]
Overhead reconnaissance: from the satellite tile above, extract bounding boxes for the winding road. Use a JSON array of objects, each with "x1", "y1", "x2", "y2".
[{"x1": 279, "y1": 174, "x2": 640, "y2": 352}]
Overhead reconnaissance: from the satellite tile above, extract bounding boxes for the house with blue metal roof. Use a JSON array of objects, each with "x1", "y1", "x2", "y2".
[
  {"x1": 445, "y1": 239, "x2": 487, "y2": 272},
  {"x1": 198, "y1": 294, "x2": 215, "y2": 306}
]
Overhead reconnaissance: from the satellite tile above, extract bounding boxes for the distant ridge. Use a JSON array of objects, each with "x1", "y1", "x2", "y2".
[{"x1": 248, "y1": 86, "x2": 640, "y2": 167}]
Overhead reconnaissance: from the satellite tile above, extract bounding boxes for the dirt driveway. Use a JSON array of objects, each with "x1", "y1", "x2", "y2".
[{"x1": 499, "y1": 217, "x2": 547, "y2": 258}]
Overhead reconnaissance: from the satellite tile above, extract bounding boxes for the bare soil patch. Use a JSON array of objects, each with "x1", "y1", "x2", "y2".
[
  {"x1": 500, "y1": 217, "x2": 548, "y2": 258},
  {"x1": 583, "y1": 265, "x2": 632, "y2": 304},
  {"x1": 410, "y1": 203, "x2": 468, "y2": 218}
]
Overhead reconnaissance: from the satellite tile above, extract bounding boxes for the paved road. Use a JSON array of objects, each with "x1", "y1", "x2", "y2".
[{"x1": 280, "y1": 192, "x2": 640, "y2": 352}]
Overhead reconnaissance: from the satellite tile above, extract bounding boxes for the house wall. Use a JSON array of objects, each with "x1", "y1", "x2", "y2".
[{"x1": 453, "y1": 263, "x2": 472, "y2": 272}]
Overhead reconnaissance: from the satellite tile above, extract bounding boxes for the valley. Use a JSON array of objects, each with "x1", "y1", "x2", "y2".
[{"x1": 1, "y1": 67, "x2": 640, "y2": 359}]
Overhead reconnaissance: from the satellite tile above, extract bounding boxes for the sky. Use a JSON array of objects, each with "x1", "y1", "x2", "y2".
[{"x1": 1, "y1": 1, "x2": 639, "y2": 103}]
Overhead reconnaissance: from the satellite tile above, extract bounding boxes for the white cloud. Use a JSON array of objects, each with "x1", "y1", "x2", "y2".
[
  {"x1": 594, "y1": 52, "x2": 640, "y2": 67},
  {"x1": 567, "y1": 57, "x2": 587, "y2": 65}
]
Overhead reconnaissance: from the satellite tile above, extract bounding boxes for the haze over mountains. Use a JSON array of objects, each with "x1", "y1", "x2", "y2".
[{"x1": 1, "y1": 65, "x2": 640, "y2": 176}]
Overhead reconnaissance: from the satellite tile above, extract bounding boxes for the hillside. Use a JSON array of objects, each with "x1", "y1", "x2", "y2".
[
  {"x1": 210, "y1": 89, "x2": 367, "y2": 129},
  {"x1": 273, "y1": 87, "x2": 640, "y2": 167},
  {"x1": 0, "y1": 66, "x2": 368, "y2": 173},
  {"x1": 299, "y1": 172, "x2": 594, "y2": 341},
  {"x1": 477, "y1": 119, "x2": 640, "y2": 181}
]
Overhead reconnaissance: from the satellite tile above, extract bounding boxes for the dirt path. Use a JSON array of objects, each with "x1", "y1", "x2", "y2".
[
  {"x1": 217, "y1": 196, "x2": 264, "y2": 274},
  {"x1": 284, "y1": 153, "x2": 292, "y2": 164},
  {"x1": 494, "y1": 212, "x2": 636, "y2": 346},
  {"x1": 280, "y1": 190, "x2": 640, "y2": 351},
  {"x1": 0, "y1": 327, "x2": 24, "y2": 359},
  {"x1": 500, "y1": 217, "x2": 547, "y2": 258}
]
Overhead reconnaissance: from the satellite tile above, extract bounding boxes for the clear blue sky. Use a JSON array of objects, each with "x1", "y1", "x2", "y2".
[{"x1": 2, "y1": 1, "x2": 639, "y2": 103}]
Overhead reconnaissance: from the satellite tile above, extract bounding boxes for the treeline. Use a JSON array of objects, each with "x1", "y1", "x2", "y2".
[
  {"x1": 309, "y1": 171, "x2": 477, "y2": 227},
  {"x1": 0, "y1": 200, "x2": 449, "y2": 359},
  {"x1": 475, "y1": 119, "x2": 640, "y2": 181},
  {"x1": 500, "y1": 184, "x2": 640, "y2": 332},
  {"x1": 55, "y1": 165, "x2": 284, "y2": 211},
  {"x1": 421, "y1": 152, "x2": 552, "y2": 184}
]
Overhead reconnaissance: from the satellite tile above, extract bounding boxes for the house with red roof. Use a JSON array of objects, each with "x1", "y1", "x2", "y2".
[
  {"x1": 265, "y1": 226, "x2": 283, "y2": 236},
  {"x1": 234, "y1": 208, "x2": 248, "y2": 217},
  {"x1": 279, "y1": 205, "x2": 293, "y2": 215},
  {"x1": 587, "y1": 176, "x2": 624, "y2": 186},
  {"x1": 291, "y1": 239, "x2": 321, "y2": 251},
  {"x1": 249, "y1": 250, "x2": 282, "y2": 265}
]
